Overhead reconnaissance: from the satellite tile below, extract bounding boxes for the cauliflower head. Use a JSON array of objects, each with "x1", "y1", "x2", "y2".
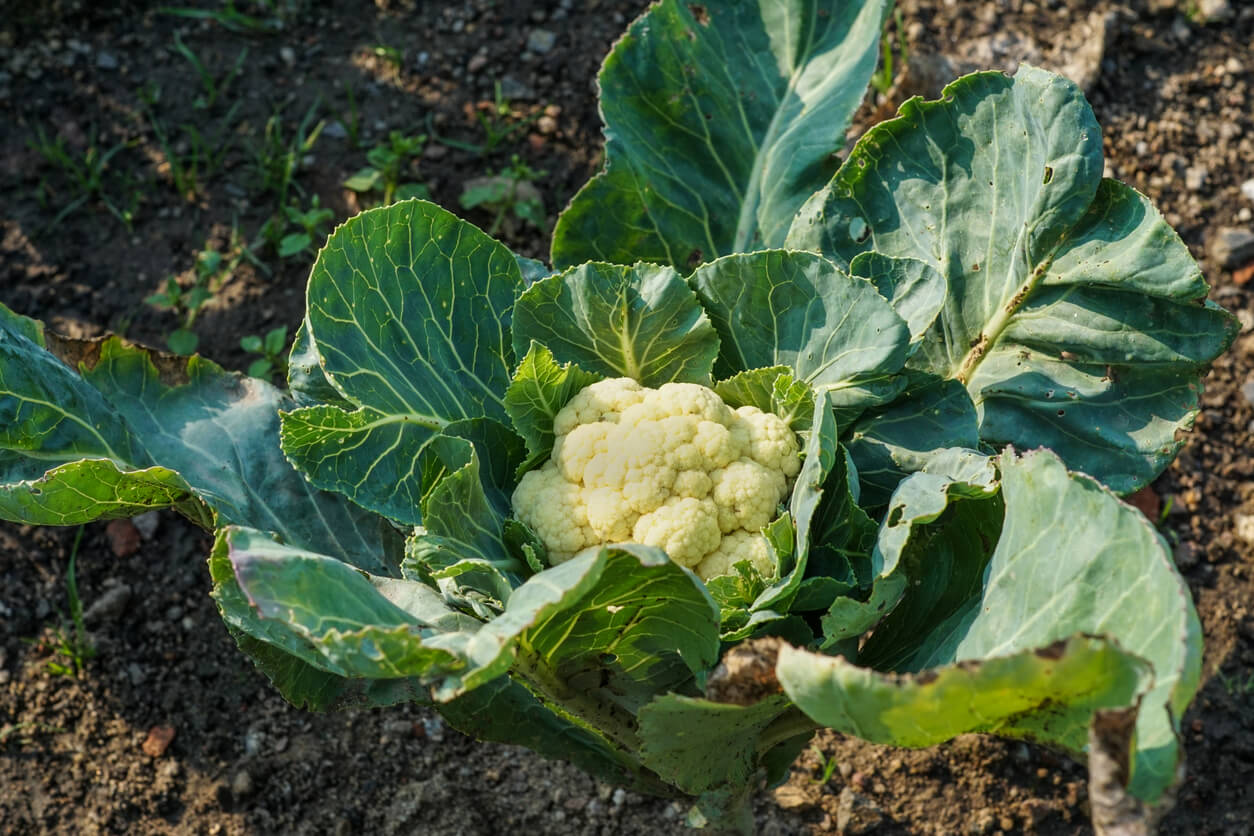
[{"x1": 512, "y1": 378, "x2": 801, "y2": 581}]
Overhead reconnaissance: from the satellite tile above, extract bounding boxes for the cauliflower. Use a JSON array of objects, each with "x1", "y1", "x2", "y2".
[{"x1": 512, "y1": 379, "x2": 801, "y2": 581}]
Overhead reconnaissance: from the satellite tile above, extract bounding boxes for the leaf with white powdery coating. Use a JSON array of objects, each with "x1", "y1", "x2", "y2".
[
  {"x1": 551, "y1": 0, "x2": 891, "y2": 272},
  {"x1": 788, "y1": 66, "x2": 1236, "y2": 491},
  {"x1": 306, "y1": 199, "x2": 521, "y2": 427},
  {"x1": 511, "y1": 262, "x2": 720, "y2": 387}
]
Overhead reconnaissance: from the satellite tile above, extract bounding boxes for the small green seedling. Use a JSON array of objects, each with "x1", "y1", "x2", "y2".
[
  {"x1": 433, "y1": 81, "x2": 542, "y2": 156},
  {"x1": 459, "y1": 154, "x2": 546, "y2": 236},
  {"x1": 870, "y1": 8, "x2": 908, "y2": 95},
  {"x1": 277, "y1": 196, "x2": 334, "y2": 258},
  {"x1": 808, "y1": 746, "x2": 840, "y2": 785},
  {"x1": 147, "y1": 234, "x2": 248, "y2": 354},
  {"x1": 241, "y1": 326, "x2": 289, "y2": 379},
  {"x1": 372, "y1": 44, "x2": 403, "y2": 70},
  {"x1": 334, "y1": 81, "x2": 362, "y2": 149},
  {"x1": 247, "y1": 101, "x2": 325, "y2": 207},
  {"x1": 170, "y1": 30, "x2": 248, "y2": 110},
  {"x1": 44, "y1": 526, "x2": 95, "y2": 677},
  {"x1": 141, "y1": 83, "x2": 240, "y2": 199},
  {"x1": 28, "y1": 125, "x2": 139, "y2": 231},
  {"x1": 158, "y1": 1, "x2": 290, "y2": 33},
  {"x1": 343, "y1": 131, "x2": 429, "y2": 206}
]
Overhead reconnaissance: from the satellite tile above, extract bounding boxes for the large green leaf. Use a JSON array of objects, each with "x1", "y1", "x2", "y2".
[
  {"x1": 792, "y1": 449, "x2": 1199, "y2": 801},
  {"x1": 213, "y1": 526, "x2": 476, "y2": 685},
  {"x1": 505, "y1": 546, "x2": 721, "y2": 737},
  {"x1": 511, "y1": 262, "x2": 720, "y2": 386},
  {"x1": 551, "y1": 0, "x2": 891, "y2": 272},
  {"x1": 844, "y1": 375, "x2": 980, "y2": 506},
  {"x1": 0, "y1": 308, "x2": 386, "y2": 570},
  {"x1": 820, "y1": 449, "x2": 999, "y2": 646},
  {"x1": 306, "y1": 200, "x2": 521, "y2": 426},
  {"x1": 778, "y1": 635, "x2": 1152, "y2": 758},
  {"x1": 712, "y1": 366, "x2": 814, "y2": 432},
  {"x1": 690, "y1": 250, "x2": 910, "y2": 388},
  {"x1": 788, "y1": 66, "x2": 1236, "y2": 491}
]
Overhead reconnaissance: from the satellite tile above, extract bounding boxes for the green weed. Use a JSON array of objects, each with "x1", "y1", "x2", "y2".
[
  {"x1": 147, "y1": 230, "x2": 254, "y2": 354},
  {"x1": 459, "y1": 154, "x2": 546, "y2": 236},
  {"x1": 343, "y1": 131, "x2": 429, "y2": 206},
  {"x1": 44, "y1": 526, "x2": 95, "y2": 677},
  {"x1": 246, "y1": 101, "x2": 325, "y2": 207},
  {"x1": 241, "y1": 325, "x2": 290, "y2": 380},
  {"x1": 28, "y1": 125, "x2": 139, "y2": 232},
  {"x1": 432, "y1": 81, "x2": 542, "y2": 156},
  {"x1": 870, "y1": 9, "x2": 909, "y2": 96},
  {"x1": 170, "y1": 31, "x2": 248, "y2": 111}
]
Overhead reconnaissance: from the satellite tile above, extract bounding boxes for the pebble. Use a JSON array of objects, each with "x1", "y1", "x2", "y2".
[
  {"x1": 106, "y1": 519, "x2": 141, "y2": 556},
  {"x1": 467, "y1": 53, "x2": 488, "y2": 73},
  {"x1": 836, "y1": 786, "x2": 885, "y2": 834},
  {"x1": 500, "y1": 75, "x2": 535, "y2": 100},
  {"x1": 1197, "y1": 0, "x2": 1233, "y2": 22},
  {"x1": 420, "y1": 715, "x2": 445, "y2": 742},
  {"x1": 1185, "y1": 166, "x2": 1207, "y2": 191},
  {"x1": 611, "y1": 788, "x2": 626, "y2": 807},
  {"x1": 95, "y1": 51, "x2": 118, "y2": 70},
  {"x1": 323, "y1": 121, "x2": 348, "y2": 139},
  {"x1": 279, "y1": 46, "x2": 296, "y2": 66},
  {"x1": 232, "y1": 769, "x2": 254, "y2": 797},
  {"x1": 1241, "y1": 179, "x2": 1254, "y2": 203},
  {"x1": 126, "y1": 662, "x2": 146, "y2": 686},
  {"x1": 1235, "y1": 514, "x2": 1254, "y2": 546},
  {"x1": 132, "y1": 510, "x2": 160, "y2": 540},
  {"x1": 527, "y1": 29, "x2": 557, "y2": 54},
  {"x1": 1211, "y1": 227, "x2": 1254, "y2": 268},
  {"x1": 1173, "y1": 541, "x2": 1201, "y2": 570},
  {"x1": 83, "y1": 583, "x2": 132, "y2": 625}
]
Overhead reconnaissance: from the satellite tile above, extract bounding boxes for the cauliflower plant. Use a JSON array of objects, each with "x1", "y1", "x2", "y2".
[{"x1": 512, "y1": 378, "x2": 801, "y2": 580}]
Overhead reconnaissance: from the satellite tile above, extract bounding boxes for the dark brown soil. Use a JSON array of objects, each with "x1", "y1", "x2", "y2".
[{"x1": 2, "y1": 1, "x2": 1251, "y2": 834}]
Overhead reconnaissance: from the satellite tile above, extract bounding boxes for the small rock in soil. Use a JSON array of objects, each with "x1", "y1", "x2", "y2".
[
  {"x1": 141, "y1": 724, "x2": 176, "y2": 757},
  {"x1": 1196, "y1": 0, "x2": 1233, "y2": 22},
  {"x1": 231, "y1": 769, "x2": 254, "y2": 798},
  {"x1": 1240, "y1": 381, "x2": 1254, "y2": 406},
  {"x1": 772, "y1": 784, "x2": 810, "y2": 810},
  {"x1": 132, "y1": 510, "x2": 160, "y2": 540},
  {"x1": 1174, "y1": 541, "x2": 1201, "y2": 570},
  {"x1": 95, "y1": 51, "x2": 117, "y2": 69},
  {"x1": 1185, "y1": 166, "x2": 1207, "y2": 191},
  {"x1": 323, "y1": 121, "x2": 348, "y2": 139},
  {"x1": 106, "y1": 519, "x2": 141, "y2": 557},
  {"x1": 527, "y1": 29, "x2": 557, "y2": 54},
  {"x1": 83, "y1": 583, "x2": 131, "y2": 625},
  {"x1": 1242, "y1": 179, "x2": 1254, "y2": 203},
  {"x1": 836, "y1": 786, "x2": 885, "y2": 834},
  {"x1": 1210, "y1": 228, "x2": 1254, "y2": 269},
  {"x1": 500, "y1": 75, "x2": 535, "y2": 100},
  {"x1": 1234, "y1": 515, "x2": 1254, "y2": 546}
]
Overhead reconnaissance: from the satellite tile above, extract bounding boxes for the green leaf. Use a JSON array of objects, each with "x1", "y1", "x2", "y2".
[
  {"x1": 778, "y1": 635, "x2": 1152, "y2": 759},
  {"x1": 691, "y1": 250, "x2": 910, "y2": 387},
  {"x1": 504, "y1": 545, "x2": 721, "y2": 719},
  {"x1": 504, "y1": 342, "x2": 604, "y2": 466},
  {"x1": 286, "y1": 319, "x2": 348, "y2": 408},
  {"x1": 343, "y1": 167, "x2": 380, "y2": 192},
  {"x1": 511, "y1": 262, "x2": 719, "y2": 386},
  {"x1": 307, "y1": 199, "x2": 521, "y2": 426},
  {"x1": 278, "y1": 232, "x2": 311, "y2": 258},
  {"x1": 902, "y1": 449, "x2": 1201, "y2": 800},
  {"x1": 551, "y1": 0, "x2": 892, "y2": 272},
  {"x1": 820, "y1": 450, "x2": 999, "y2": 646},
  {"x1": 246, "y1": 358, "x2": 272, "y2": 379},
  {"x1": 279, "y1": 404, "x2": 437, "y2": 526},
  {"x1": 844, "y1": 375, "x2": 980, "y2": 506},
  {"x1": 848, "y1": 252, "x2": 947, "y2": 347},
  {"x1": 240, "y1": 335, "x2": 263, "y2": 353},
  {"x1": 0, "y1": 315, "x2": 388, "y2": 571},
  {"x1": 167, "y1": 328, "x2": 198, "y2": 355},
  {"x1": 213, "y1": 526, "x2": 473, "y2": 683},
  {"x1": 788, "y1": 67, "x2": 1236, "y2": 491},
  {"x1": 438, "y1": 675, "x2": 670, "y2": 796},
  {"x1": 639, "y1": 694, "x2": 800, "y2": 826},
  {"x1": 393, "y1": 182, "x2": 431, "y2": 202},
  {"x1": 263, "y1": 326, "x2": 288, "y2": 356},
  {"x1": 713, "y1": 367, "x2": 815, "y2": 432}
]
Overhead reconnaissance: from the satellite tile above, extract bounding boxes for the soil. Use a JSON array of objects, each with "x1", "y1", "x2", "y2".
[{"x1": 1, "y1": 1, "x2": 1252, "y2": 834}]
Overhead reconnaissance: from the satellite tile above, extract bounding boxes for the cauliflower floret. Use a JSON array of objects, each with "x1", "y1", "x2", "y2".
[
  {"x1": 696, "y1": 530, "x2": 775, "y2": 580},
  {"x1": 553, "y1": 377, "x2": 645, "y2": 435},
  {"x1": 633, "y1": 497, "x2": 721, "y2": 568},
  {"x1": 512, "y1": 463, "x2": 594, "y2": 563},
  {"x1": 510, "y1": 378, "x2": 802, "y2": 581},
  {"x1": 737, "y1": 406, "x2": 802, "y2": 478},
  {"x1": 711, "y1": 460, "x2": 787, "y2": 533}
]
